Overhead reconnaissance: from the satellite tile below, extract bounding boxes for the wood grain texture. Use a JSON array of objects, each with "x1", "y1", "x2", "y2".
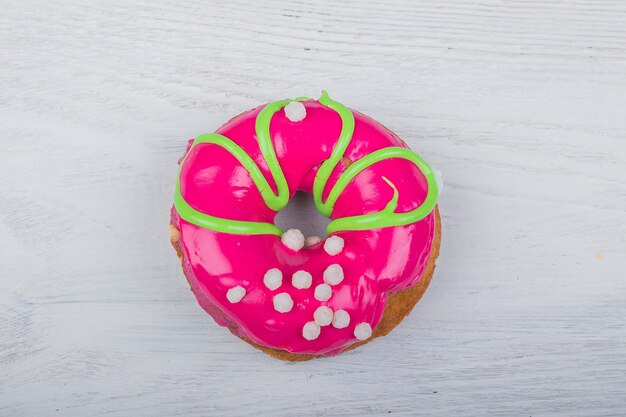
[{"x1": 1, "y1": 0, "x2": 625, "y2": 416}]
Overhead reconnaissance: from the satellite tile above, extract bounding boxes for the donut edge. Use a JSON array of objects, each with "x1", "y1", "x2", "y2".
[{"x1": 170, "y1": 206, "x2": 441, "y2": 362}]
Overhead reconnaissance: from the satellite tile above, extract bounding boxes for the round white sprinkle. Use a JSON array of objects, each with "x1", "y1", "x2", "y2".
[
  {"x1": 433, "y1": 167, "x2": 444, "y2": 195},
  {"x1": 302, "y1": 321, "x2": 321, "y2": 340},
  {"x1": 324, "y1": 235, "x2": 344, "y2": 256},
  {"x1": 263, "y1": 268, "x2": 282, "y2": 291},
  {"x1": 313, "y1": 306, "x2": 333, "y2": 326},
  {"x1": 284, "y1": 101, "x2": 307, "y2": 122},
  {"x1": 332, "y1": 310, "x2": 351, "y2": 329},
  {"x1": 281, "y1": 228, "x2": 305, "y2": 252},
  {"x1": 354, "y1": 322, "x2": 373, "y2": 340},
  {"x1": 304, "y1": 236, "x2": 322, "y2": 247},
  {"x1": 292, "y1": 270, "x2": 312, "y2": 289},
  {"x1": 314, "y1": 283, "x2": 332, "y2": 301},
  {"x1": 323, "y1": 264, "x2": 344, "y2": 286},
  {"x1": 226, "y1": 286, "x2": 246, "y2": 303},
  {"x1": 273, "y1": 292, "x2": 294, "y2": 313}
]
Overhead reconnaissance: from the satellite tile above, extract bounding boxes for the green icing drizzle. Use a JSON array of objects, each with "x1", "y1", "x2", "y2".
[
  {"x1": 173, "y1": 134, "x2": 282, "y2": 236},
  {"x1": 174, "y1": 92, "x2": 439, "y2": 236}
]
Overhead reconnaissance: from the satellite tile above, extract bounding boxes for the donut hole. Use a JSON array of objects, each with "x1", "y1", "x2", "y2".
[{"x1": 274, "y1": 191, "x2": 330, "y2": 239}]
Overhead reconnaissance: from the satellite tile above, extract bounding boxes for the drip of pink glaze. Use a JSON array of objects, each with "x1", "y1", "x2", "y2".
[{"x1": 172, "y1": 99, "x2": 436, "y2": 356}]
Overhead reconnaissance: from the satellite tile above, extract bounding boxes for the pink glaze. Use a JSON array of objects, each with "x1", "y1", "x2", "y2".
[{"x1": 171, "y1": 100, "x2": 436, "y2": 356}]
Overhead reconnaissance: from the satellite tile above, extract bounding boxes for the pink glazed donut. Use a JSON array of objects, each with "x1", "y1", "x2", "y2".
[{"x1": 170, "y1": 92, "x2": 441, "y2": 360}]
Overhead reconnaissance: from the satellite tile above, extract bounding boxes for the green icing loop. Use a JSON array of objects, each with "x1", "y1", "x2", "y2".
[
  {"x1": 173, "y1": 97, "x2": 310, "y2": 236},
  {"x1": 313, "y1": 90, "x2": 439, "y2": 233},
  {"x1": 173, "y1": 134, "x2": 283, "y2": 235},
  {"x1": 255, "y1": 96, "x2": 312, "y2": 211},
  {"x1": 325, "y1": 147, "x2": 439, "y2": 233},
  {"x1": 312, "y1": 90, "x2": 356, "y2": 217},
  {"x1": 174, "y1": 92, "x2": 439, "y2": 236}
]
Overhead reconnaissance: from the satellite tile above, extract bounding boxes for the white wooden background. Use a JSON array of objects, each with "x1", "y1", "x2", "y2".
[{"x1": 1, "y1": 1, "x2": 625, "y2": 416}]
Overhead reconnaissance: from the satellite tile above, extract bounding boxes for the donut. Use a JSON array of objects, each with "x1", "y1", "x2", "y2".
[{"x1": 170, "y1": 91, "x2": 441, "y2": 360}]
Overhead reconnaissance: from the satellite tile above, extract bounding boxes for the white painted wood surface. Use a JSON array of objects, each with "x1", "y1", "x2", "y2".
[{"x1": 1, "y1": 1, "x2": 625, "y2": 415}]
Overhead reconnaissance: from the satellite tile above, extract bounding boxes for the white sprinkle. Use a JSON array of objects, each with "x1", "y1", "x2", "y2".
[
  {"x1": 302, "y1": 321, "x2": 321, "y2": 340},
  {"x1": 273, "y1": 292, "x2": 294, "y2": 313},
  {"x1": 332, "y1": 310, "x2": 351, "y2": 329},
  {"x1": 354, "y1": 322, "x2": 373, "y2": 340},
  {"x1": 314, "y1": 283, "x2": 332, "y2": 301},
  {"x1": 292, "y1": 270, "x2": 312, "y2": 289},
  {"x1": 323, "y1": 264, "x2": 344, "y2": 286},
  {"x1": 263, "y1": 268, "x2": 282, "y2": 290},
  {"x1": 324, "y1": 235, "x2": 344, "y2": 256},
  {"x1": 304, "y1": 236, "x2": 322, "y2": 247},
  {"x1": 433, "y1": 167, "x2": 444, "y2": 195},
  {"x1": 226, "y1": 286, "x2": 246, "y2": 303},
  {"x1": 281, "y1": 228, "x2": 305, "y2": 252},
  {"x1": 284, "y1": 101, "x2": 307, "y2": 122},
  {"x1": 313, "y1": 306, "x2": 333, "y2": 327}
]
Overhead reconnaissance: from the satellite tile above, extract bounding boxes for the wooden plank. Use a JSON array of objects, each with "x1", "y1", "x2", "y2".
[{"x1": 1, "y1": 0, "x2": 625, "y2": 415}]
